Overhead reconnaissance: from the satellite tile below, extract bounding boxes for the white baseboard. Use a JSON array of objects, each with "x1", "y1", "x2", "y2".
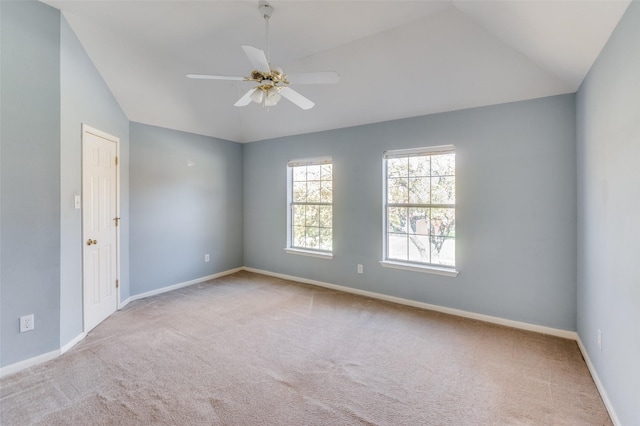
[
  {"x1": 243, "y1": 267, "x2": 578, "y2": 340},
  {"x1": 60, "y1": 332, "x2": 86, "y2": 355},
  {"x1": 576, "y1": 337, "x2": 621, "y2": 426},
  {"x1": 119, "y1": 296, "x2": 131, "y2": 309},
  {"x1": 128, "y1": 267, "x2": 244, "y2": 303},
  {"x1": 0, "y1": 349, "x2": 60, "y2": 379}
]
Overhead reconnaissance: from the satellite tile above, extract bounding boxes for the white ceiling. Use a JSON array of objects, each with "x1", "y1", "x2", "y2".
[{"x1": 43, "y1": 0, "x2": 630, "y2": 143}]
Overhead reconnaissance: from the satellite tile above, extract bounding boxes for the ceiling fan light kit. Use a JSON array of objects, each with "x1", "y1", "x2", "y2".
[{"x1": 187, "y1": 1, "x2": 339, "y2": 110}]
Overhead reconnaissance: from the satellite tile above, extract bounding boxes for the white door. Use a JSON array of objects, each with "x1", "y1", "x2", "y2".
[{"x1": 82, "y1": 125, "x2": 119, "y2": 333}]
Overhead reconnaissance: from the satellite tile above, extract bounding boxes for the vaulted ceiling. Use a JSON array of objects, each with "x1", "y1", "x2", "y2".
[{"x1": 43, "y1": 0, "x2": 629, "y2": 143}]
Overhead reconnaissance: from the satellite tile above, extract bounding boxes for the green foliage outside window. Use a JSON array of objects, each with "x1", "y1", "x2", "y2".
[
  {"x1": 386, "y1": 151, "x2": 455, "y2": 267},
  {"x1": 291, "y1": 163, "x2": 332, "y2": 252}
]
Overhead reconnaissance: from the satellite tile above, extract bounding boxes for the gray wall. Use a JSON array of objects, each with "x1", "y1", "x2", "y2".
[
  {"x1": 576, "y1": 2, "x2": 640, "y2": 424},
  {"x1": 59, "y1": 16, "x2": 130, "y2": 347},
  {"x1": 1, "y1": 1, "x2": 61, "y2": 366},
  {"x1": 130, "y1": 123, "x2": 243, "y2": 295},
  {"x1": 244, "y1": 94, "x2": 577, "y2": 331}
]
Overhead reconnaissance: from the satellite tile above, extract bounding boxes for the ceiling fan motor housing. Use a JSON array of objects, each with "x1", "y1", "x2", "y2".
[{"x1": 249, "y1": 69, "x2": 288, "y2": 85}]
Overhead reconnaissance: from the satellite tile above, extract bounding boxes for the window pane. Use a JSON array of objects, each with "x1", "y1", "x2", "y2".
[
  {"x1": 388, "y1": 233, "x2": 408, "y2": 261},
  {"x1": 432, "y1": 153, "x2": 455, "y2": 176},
  {"x1": 307, "y1": 181, "x2": 322, "y2": 202},
  {"x1": 306, "y1": 227, "x2": 320, "y2": 249},
  {"x1": 408, "y1": 234, "x2": 431, "y2": 263},
  {"x1": 387, "y1": 177, "x2": 408, "y2": 204},
  {"x1": 319, "y1": 228, "x2": 332, "y2": 251},
  {"x1": 408, "y1": 208, "x2": 429, "y2": 235},
  {"x1": 293, "y1": 166, "x2": 306, "y2": 181},
  {"x1": 431, "y1": 237, "x2": 455, "y2": 266},
  {"x1": 293, "y1": 182, "x2": 306, "y2": 202},
  {"x1": 320, "y1": 181, "x2": 332, "y2": 203},
  {"x1": 292, "y1": 205, "x2": 305, "y2": 226},
  {"x1": 387, "y1": 158, "x2": 408, "y2": 178},
  {"x1": 387, "y1": 207, "x2": 407, "y2": 233},
  {"x1": 292, "y1": 226, "x2": 306, "y2": 247},
  {"x1": 305, "y1": 205, "x2": 319, "y2": 227},
  {"x1": 307, "y1": 165, "x2": 321, "y2": 181},
  {"x1": 429, "y1": 208, "x2": 455, "y2": 241},
  {"x1": 409, "y1": 155, "x2": 429, "y2": 177},
  {"x1": 319, "y1": 206, "x2": 332, "y2": 228},
  {"x1": 321, "y1": 164, "x2": 332, "y2": 180},
  {"x1": 408, "y1": 177, "x2": 430, "y2": 204},
  {"x1": 431, "y1": 176, "x2": 455, "y2": 204}
]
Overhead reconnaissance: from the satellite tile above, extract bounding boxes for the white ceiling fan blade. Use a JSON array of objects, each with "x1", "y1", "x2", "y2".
[
  {"x1": 286, "y1": 71, "x2": 340, "y2": 85},
  {"x1": 279, "y1": 87, "x2": 315, "y2": 110},
  {"x1": 242, "y1": 45, "x2": 270, "y2": 74},
  {"x1": 187, "y1": 74, "x2": 245, "y2": 81},
  {"x1": 234, "y1": 88, "x2": 258, "y2": 107}
]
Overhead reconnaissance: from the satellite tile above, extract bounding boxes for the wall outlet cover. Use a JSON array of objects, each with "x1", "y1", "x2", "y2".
[{"x1": 20, "y1": 314, "x2": 35, "y2": 333}]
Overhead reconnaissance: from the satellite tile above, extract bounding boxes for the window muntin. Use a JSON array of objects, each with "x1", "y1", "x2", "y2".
[
  {"x1": 384, "y1": 147, "x2": 455, "y2": 268},
  {"x1": 289, "y1": 159, "x2": 332, "y2": 253}
]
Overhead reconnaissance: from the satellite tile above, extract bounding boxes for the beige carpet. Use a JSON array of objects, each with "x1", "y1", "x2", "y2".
[{"x1": 1, "y1": 271, "x2": 611, "y2": 425}]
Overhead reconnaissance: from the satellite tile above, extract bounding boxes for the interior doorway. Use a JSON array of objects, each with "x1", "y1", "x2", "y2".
[{"x1": 81, "y1": 124, "x2": 120, "y2": 333}]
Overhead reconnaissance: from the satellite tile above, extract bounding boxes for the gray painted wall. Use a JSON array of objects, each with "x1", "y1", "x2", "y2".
[
  {"x1": 129, "y1": 123, "x2": 243, "y2": 295},
  {"x1": 244, "y1": 94, "x2": 577, "y2": 331},
  {"x1": 60, "y1": 16, "x2": 130, "y2": 347},
  {"x1": 576, "y1": 2, "x2": 640, "y2": 424},
  {"x1": 1, "y1": 1, "x2": 61, "y2": 366}
]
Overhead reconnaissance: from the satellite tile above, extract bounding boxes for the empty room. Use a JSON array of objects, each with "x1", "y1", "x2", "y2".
[{"x1": 1, "y1": 0, "x2": 638, "y2": 424}]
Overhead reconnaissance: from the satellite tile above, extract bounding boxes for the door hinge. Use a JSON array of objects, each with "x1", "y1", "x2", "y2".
[
  {"x1": 116, "y1": 279, "x2": 119, "y2": 289},
  {"x1": 114, "y1": 217, "x2": 120, "y2": 227},
  {"x1": 115, "y1": 156, "x2": 119, "y2": 166}
]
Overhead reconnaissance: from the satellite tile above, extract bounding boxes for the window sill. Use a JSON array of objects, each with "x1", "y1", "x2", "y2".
[
  {"x1": 285, "y1": 248, "x2": 334, "y2": 260},
  {"x1": 379, "y1": 260, "x2": 459, "y2": 277}
]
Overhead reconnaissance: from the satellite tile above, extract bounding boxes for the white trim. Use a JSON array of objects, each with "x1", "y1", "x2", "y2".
[
  {"x1": 576, "y1": 337, "x2": 621, "y2": 426},
  {"x1": 384, "y1": 144, "x2": 455, "y2": 158},
  {"x1": 128, "y1": 267, "x2": 243, "y2": 303},
  {"x1": 380, "y1": 260, "x2": 458, "y2": 277},
  {"x1": 287, "y1": 156, "x2": 332, "y2": 167},
  {"x1": 60, "y1": 332, "x2": 86, "y2": 355},
  {"x1": 284, "y1": 248, "x2": 334, "y2": 259},
  {"x1": 119, "y1": 296, "x2": 131, "y2": 309},
  {"x1": 242, "y1": 267, "x2": 576, "y2": 340},
  {"x1": 0, "y1": 349, "x2": 60, "y2": 379},
  {"x1": 81, "y1": 124, "x2": 119, "y2": 142}
]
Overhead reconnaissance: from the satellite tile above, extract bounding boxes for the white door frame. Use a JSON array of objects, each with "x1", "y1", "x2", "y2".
[{"x1": 81, "y1": 123, "x2": 121, "y2": 333}]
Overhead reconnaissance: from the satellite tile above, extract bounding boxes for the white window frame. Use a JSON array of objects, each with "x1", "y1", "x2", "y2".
[
  {"x1": 285, "y1": 157, "x2": 334, "y2": 259},
  {"x1": 381, "y1": 145, "x2": 458, "y2": 276}
]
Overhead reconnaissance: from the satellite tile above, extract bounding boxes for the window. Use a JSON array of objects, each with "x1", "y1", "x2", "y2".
[
  {"x1": 383, "y1": 146, "x2": 456, "y2": 272},
  {"x1": 286, "y1": 158, "x2": 333, "y2": 257}
]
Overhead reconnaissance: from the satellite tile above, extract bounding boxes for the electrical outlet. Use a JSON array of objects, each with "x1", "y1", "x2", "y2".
[
  {"x1": 20, "y1": 314, "x2": 35, "y2": 333},
  {"x1": 597, "y1": 329, "x2": 602, "y2": 350},
  {"x1": 204, "y1": 253, "x2": 210, "y2": 262},
  {"x1": 357, "y1": 264, "x2": 363, "y2": 274}
]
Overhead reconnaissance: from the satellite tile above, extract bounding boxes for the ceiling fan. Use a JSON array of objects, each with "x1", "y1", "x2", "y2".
[{"x1": 187, "y1": 1, "x2": 339, "y2": 110}]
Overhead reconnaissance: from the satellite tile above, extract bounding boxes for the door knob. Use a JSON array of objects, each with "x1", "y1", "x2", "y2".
[{"x1": 86, "y1": 239, "x2": 98, "y2": 246}]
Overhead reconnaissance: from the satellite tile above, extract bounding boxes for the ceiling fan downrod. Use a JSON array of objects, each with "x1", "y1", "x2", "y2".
[{"x1": 259, "y1": 1, "x2": 274, "y2": 64}]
